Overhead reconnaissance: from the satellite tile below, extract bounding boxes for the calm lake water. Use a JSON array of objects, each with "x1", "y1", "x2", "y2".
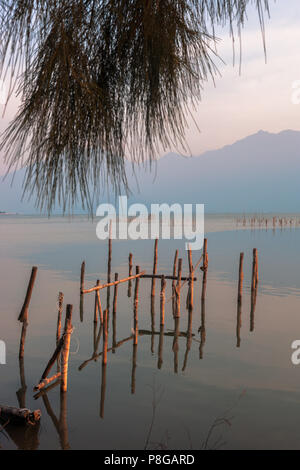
[{"x1": 1, "y1": 213, "x2": 300, "y2": 450}]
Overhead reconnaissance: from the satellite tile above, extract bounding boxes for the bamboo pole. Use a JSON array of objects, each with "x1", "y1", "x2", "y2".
[
  {"x1": 160, "y1": 276, "x2": 166, "y2": 326},
  {"x1": 187, "y1": 246, "x2": 194, "y2": 311},
  {"x1": 175, "y1": 258, "x2": 182, "y2": 318},
  {"x1": 172, "y1": 250, "x2": 179, "y2": 317},
  {"x1": 60, "y1": 304, "x2": 73, "y2": 393},
  {"x1": 151, "y1": 239, "x2": 158, "y2": 298},
  {"x1": 18, "y1": 267, "x2": 38, "y2": 322},
  {"x1": 102, "y1": 309, "x2": 108, "y2": 365},
  {"x1": 19, "y1": 313, "x2": 28, "y2": 360},
  {"x1": 236, "y1": 300, "x2": 242, "y2": 348},
  {"x1": 94, "y1": 280, "x2": 100, "y2": 323},
  {"x1": 141, "y1": 274, "x2": 196, "y2": 281},
  {"x1": 112, "y1": 273, "x2": 119, "y2": 351},
  {"x1": 251, "y1": 248, "x2": 258, "y2": 291},
  {"x1": 128, "y1": 253, "x2": 133, "y2": 297},
  {"x1": 238, "y1": 253, "x2": 244, "y2": 304},
  {"x1": 57, "y1": 292, "x2": 64, "y2": 345},
  {"x1": 134, "y1": 266, "x2": 140, "y2": 345},
  {"x1": 17, "y1": 357, "x2": 27, "y2": 409},
  {"x1": 82, "y1": 271, "x2": 146, "y2": 294},
  {"x1": 59, "y1": 389, "x2": 71, "y2": 450}
]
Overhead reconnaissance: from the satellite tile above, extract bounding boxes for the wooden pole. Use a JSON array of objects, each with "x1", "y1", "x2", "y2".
[
  {"x1": 251, "y1": 248, "x2": 258, "y2": 291},
  {"x1": 112, "y1": 273, "x2": 119, "y2": 351},
  {"x1": 57, "y1": 292, "x2": 64, "y2": 372},
  {"x1": 94, "y1": 280, "x2": 100, "y2": 323},
  {"x1": 172, "y1": 250, "x2": 179, "y2": 317},
  {"x1": 60, "y1": 304, "x2": 73, "y2": 393},
  {"x1": 102, "y1": 309, "x2": 108, "y2": 365},
  {"x1": 19, "y1": 313, "x2": 28, "y2": 359},
  {"x1": 18, "y1": 267, "x2": 38, "y2": 322},
  {"x1": 187, "y1": 246, "x2": 194, "y2": 311},
  {"x1": 175, "y1": 258, "x2": 182, "y2": 318},
  {"x1": 57, "y1": 292, "x2": 64, "y2": 345},
  {"x1": 134, "y1": 266, "x2": 140, "y2": 345},
  {"x1": 160, "y1": 276, "x2": 166, "y2": 326},
  {"x1": 151, "y1": 239, "x2": 158, "y2": 298},
  {"x1": 128, "y1": 253, "x2": 133, "y2": 297},
  {"x1": 238, "y1": 253, "x2": 244, "y2": 304}
]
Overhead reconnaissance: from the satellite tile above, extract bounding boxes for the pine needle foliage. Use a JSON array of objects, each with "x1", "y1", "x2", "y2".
[{"x1": 0, "y1": 1, "x2": 270, "y2": 213}]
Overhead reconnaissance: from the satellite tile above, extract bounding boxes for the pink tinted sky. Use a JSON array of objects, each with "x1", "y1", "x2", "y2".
[{"x1": 0, "y1": 0, "x2": 300, "y2": 175}]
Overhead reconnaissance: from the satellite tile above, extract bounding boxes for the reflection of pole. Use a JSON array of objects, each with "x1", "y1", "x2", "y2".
[
  {"x1": 59, "y1": 391, "x2": 71, "y2": 450},
  {"x1": 103, "y1": 309, "x2": 108, "y2": 365},
  {"x1": 157, "y1": 324, "x2": 164, "y2": 370},
  {"x1": 201, "y1": 239, "x2": 208, "y2": 301},
  {"x1": 160, "y1": 276, "x2": 166, "y2": 326},
  {"x1": 250, "y1": 287, "x2": 258, "y2": 333},
  {"x1": 182, "y1": 307, "x2": 193, "y2": 372},
  {"x1": 100, "y1": 363, "x2": 107, "y2": 419},
  {"x1": 16, "y1": 357, "x2": 27, "y2": 409},
  {"x1": 172, "y1": 317, "x2": 180, "y2": 373},
  {"x1": 134, "y1": 267, "x2": 140, "y2": 345},
  {"x1": 199, "y1": 299, "x2": 206, "y2": 360},
  {"x1": 131, "y1": 343, "x2": 137, "y2": 394},
  {"x1": 80, "y1": 261, "x2": 85, "y2": 322},
  {"x1": 151, "y1": 296, "x2": 155, "y2": 354},
  {"x1": 172, "y1": 250, "x2": 178, "y2": 317},
  {"x1": 236, "y1": 253, "x2": 244, "y2": 348}
]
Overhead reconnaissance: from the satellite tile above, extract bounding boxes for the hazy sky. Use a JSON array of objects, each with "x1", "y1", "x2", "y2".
[{"x1": 0, "y1": 0, "x2": 299, "y2": 175}]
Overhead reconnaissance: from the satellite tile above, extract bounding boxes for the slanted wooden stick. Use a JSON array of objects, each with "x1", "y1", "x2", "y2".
[
  {"x1": 96, "y1": 290, "x2": 104, "y2": 324},
  {"x1": 34, "y1": 372, "x2": 61, "y2": 392},
  {"x1": 18, "y1": 267, "x2": 38, "y2": 322},
  {"x1": 160, "y1": 276, "x2": 166, "y2": 326},
  {"x1": 151, "y1": 239, "x2": 158, "y2": 298},
  {"x1": 61, "y1": 304, "x2": 73, "y2": 393},
  {"x1": 82, "y1": 271, "x2": 146, "y2": 294},
  {"x1": 134, "y1": 266, "x2": 140, "y2": 345},
  {"x1": 251, "y1": 248, "x2": 258, "y2": 291}
]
